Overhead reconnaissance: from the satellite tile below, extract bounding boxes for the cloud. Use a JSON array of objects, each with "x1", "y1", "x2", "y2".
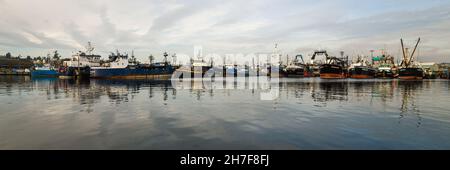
[{"x1": 0, "y1": 0, "x2": 449, "y2": 62}]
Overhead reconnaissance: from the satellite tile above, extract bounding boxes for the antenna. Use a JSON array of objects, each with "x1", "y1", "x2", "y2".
[
  {"x1": 286, "y1": 54, "x2": 289, "y2": 65},
  {"x1": 86, "y1": 42, "x2": 95, "y2": 55},
  {"x1": 172, "y1": 53, "x2": 177, "y2": 65},
  {"x1": 163, "y1": 52, "x2": 168, "y2": 63},
  {"x1": 370, "y1": 50, "x2": 374, "y2": 65}
]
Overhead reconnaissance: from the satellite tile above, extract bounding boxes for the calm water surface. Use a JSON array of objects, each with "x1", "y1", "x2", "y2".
[{"x1": 1, "y1": 76, "x2": 450, "y2": 149}]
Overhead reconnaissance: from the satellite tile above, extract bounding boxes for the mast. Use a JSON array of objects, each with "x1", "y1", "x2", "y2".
[
  {"x1": 86, "y1": 42, "x2": 94, "y2": 55},
  {"x1": 172, "y1": 53, "x2": 177, "y2": 65},
  {"x1": 405, "y1": 48, "x2": 410, "y2": 66},
  {"x1": 286, "y1": 54, "x2": 289, "y2": 66},
  {"x1": 77, "y1": 52, "x2": 80, "y2": 76},
  {"x1": 273, "y1": 43, "x2": 279, "y2": 65},
  {"x1": 370, "y1": 50, "x2": 374, "y2": 65},
  {"x1": 163, "y1": 52, "x2": 168, "y2": 64}
]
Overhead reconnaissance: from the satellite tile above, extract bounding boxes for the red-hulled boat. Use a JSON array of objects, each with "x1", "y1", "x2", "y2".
[{"x1": 319, "y1": 51, "x2": 348, "y2": 79}]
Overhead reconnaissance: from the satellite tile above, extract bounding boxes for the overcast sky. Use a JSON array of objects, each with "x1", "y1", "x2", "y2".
[{"x1": 1, "y1": 0, "x2": 450, "y2": 63}]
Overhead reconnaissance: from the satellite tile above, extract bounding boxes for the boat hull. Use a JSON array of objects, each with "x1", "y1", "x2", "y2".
[
  {"x1": 305, "y1": 65, "x2": 320, "y2": 77},
  {"x1": 349, "y1": 67, "x2": 376, "y2": 79},
  {"x1": 283, "y1": 68, "x2": 305, "y2": 78},
  {"x1": 59, "y1": 66, "x2": 91, "y2": 78},
  {"x1": 376, "y1": 70, "x2": 395, "y2": 78},
  {"x1": 350, "y1": 74, "x2": 373, "y2": 79},
  {"x1": 320, "y1": 64, "x2": 345, "y2": 79},
  {"x1": 320, "y1": 73, "x2": 346, "y2": 79},
  {"x1": 91, "y1": 66, "x2": 175, "y2": 79},
  {"x1": 398, "y1": 68, "x2": 424, "y2": 80},
  {"x1": 31, "y1": 70, "x2": 59, "y2": 77},
  {"x1": 398, "y1": 76, "x2": 423, "y2": 80}
]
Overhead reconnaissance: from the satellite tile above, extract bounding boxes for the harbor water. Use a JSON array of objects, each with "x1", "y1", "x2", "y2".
[{"x1": 1, "y1": 76, "x2": 450, "y2": 149}]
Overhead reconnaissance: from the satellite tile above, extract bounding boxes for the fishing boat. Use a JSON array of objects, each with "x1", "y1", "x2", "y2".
[
  {"x1": 349, "y1": 56, "x2": 377, "y2": 79},
  {"x1": 90, "y1": 51, "x2": 176, "y2": 79},
  {"x1": 398, "y1": 38, "x2": 424, "y2": 80},
  {"x1": 377, "y1": 65, "x2": 396, "y2": 78},
  {"x1": 305, "y1": 51, "x2": 326, "y2": 77},
  {"x1": 399, "y1": 67, "x2": 424, "y2": 80},
  {"x1": 374, "y1": 57, "x2": 396, "y2": 78},
  {"x1": 320, "y1": 63, "x2": 346, "y2": 79},
  {"x1": 319, "y1": 51, "x2": 347, "y2": 79},
  {"x1": 282, "y1": 54, "x2": 305, "y2": 77},
  {"x1": 60, "y1": 42, "x2": 101, "y2": 78},
  {"x1": 31, "y1": 66, "x2": 59, "y2": 77},
  {"x1": 350, "y1": 66, "x2": 377, "y2": 79},
  {"x1": 372, "y1": 49, "x2": 398, "y2": 78}
]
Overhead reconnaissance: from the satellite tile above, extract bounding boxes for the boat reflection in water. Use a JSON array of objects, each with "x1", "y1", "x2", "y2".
[
  {"x1": 398, "y1": 81, "x2": 424, "y2": 127},
  {"x1": 1, "y1": 76, "x2": 450, "y2": 149}
]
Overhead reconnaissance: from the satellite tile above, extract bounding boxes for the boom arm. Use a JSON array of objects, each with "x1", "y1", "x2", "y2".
[
  {"x1": 295, "y1": 54, "x2": 304, "y2": 64},
  {"x1": 400, "y1": 39, "x2": 406, "y2": 67},
  {"x1": 408, "y1": 37, "x2": 421, "y2": 66}
]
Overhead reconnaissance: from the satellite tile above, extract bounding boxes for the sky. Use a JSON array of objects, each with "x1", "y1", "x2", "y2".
[{"x1": 0, "y1": 0, "x2": 450, "y2": 63}]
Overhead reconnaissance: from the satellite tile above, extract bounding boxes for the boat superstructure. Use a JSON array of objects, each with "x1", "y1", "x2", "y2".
[{"x1": 61, "y1": 42, "x2": 101, "y2": 78}]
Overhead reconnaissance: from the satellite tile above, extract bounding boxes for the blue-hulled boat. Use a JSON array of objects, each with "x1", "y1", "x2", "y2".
[
  {"x1": 90, "y1": 51, "x2": 176, "y2": 79},
  {"x1": 31, "y1": 66, "x2": 59, "y2": 77}
]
